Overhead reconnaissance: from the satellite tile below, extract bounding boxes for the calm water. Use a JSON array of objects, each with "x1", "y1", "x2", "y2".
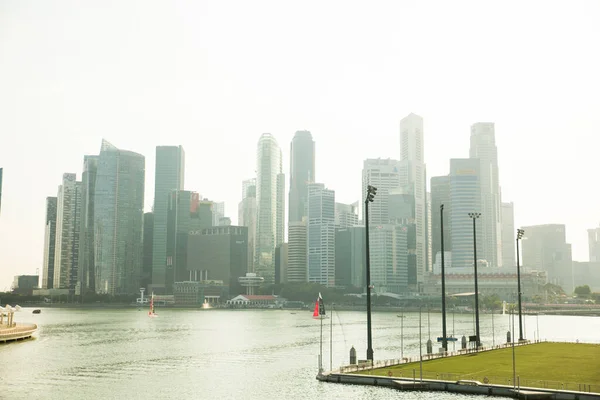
[{"x1": 1, "y1": 308, "x2": 599, "y2": 400}]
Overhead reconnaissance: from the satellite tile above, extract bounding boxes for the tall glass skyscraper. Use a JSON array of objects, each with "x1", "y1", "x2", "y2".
[
  {"x1": 151, "y1": 145, "x2": 185, "y2": 294},
  {"x1": 42, "y1": 196, "x2": 58, "y2": 289},
  {"x1": 94, "y1": 140, "x2": 145, "y2": 295},
  {"x1": 307, "y1": 183, "x2": 335, "y2": 286},
  {"x1": 255, "y1": 133, "x2": 284, "y2": 284},
  {"x1": 289, "y1": 130, "x2": 315, "y2": 223},
  {"x1": 78, "y1": 155, "x2": 98, "y2": 294}
]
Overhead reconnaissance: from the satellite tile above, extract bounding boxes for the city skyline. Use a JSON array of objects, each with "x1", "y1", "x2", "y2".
[{"x1": 1, "y1": 1, "x2": 600, "y2": 289}]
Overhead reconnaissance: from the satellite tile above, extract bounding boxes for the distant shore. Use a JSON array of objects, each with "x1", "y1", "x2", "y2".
[{"x1": 11, "y1": 303, "x2": 600, "y2": 316}]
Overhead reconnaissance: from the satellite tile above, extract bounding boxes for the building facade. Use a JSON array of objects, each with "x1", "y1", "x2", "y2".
[
  {"x1": 287, "y1": 219, "x2": 307, "y2": 283},
  {"x1": 288, "y1": 130, "x2": 315, "y2": 223},
  {"x1": 501, "y1": 202, "x2": 516, "y2": 268},
  {"x1": 238, "y1": 181, "x2": 257, "y2": 273},
  {"x1": 307, "y1": 183, "x2": 335, "y2": 287},
  {"x1": 151, "y1": 145, "x2": 185, "y2": 294},
  {"x1": 42, "y1": 196, "x2": 58, "y2": 289},
  {"x1": 94, "y1": 140, "x2": 145, "y2": 295},
  {"x1": 255, "y1": 133, "x2": 284, "y2": 284},
  {"x1": 78, "y1": 155, "x2": 98, "y2": 294},
  {"x1": 335, "y1": 202, "x2": 359, "y2": 229}
]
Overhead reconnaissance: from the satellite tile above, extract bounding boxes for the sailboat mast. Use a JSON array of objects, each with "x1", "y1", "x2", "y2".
[
  {"x1": 320, "y1": 312, "x2": 323, "y2": 373},
  {"x1": 330, "y1": 303, "x2": 333, "y2": 371}
]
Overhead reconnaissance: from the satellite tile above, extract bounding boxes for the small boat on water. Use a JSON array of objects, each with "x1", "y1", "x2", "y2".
[
  {"x1": 437, "y1": 336, "x2": 459, "y2": 342},
  {"x1": 32, "y1": 309, "x2": 41, "y2": 314}
]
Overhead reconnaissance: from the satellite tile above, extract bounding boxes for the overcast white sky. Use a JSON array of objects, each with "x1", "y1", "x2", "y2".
[{"x1": 1, "y1": 0, "x2": 599, "y2": 290}]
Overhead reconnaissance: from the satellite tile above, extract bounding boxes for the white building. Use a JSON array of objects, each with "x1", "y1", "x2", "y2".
[
  {"x1": 287, "y1": 219, "x2": 308, "y2": 283},
  {"x1": 399, "y1": 113, "x2": 428, "y2": 284},
  {"x1": 501, "y1": 202, "x2": 516, "y2": 268},
  {"x1": 335, "y1": 201, "x2": 359, "y2": 228},
  {"x1": 307, "y1": 183, "x2": 335, "y2": 287},
  {"x1": 255, "y1": 133, "x2": 285, "y2": 284}
]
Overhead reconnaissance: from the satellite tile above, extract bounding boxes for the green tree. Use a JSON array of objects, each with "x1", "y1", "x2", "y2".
[{"x1": 574, "y1": 285, "x2": 591, "y2": 297}]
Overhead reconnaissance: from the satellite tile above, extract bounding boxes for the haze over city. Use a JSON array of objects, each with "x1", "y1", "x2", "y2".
[{"x1": 1, "y1": 0, "x2": 599, "y2": 290}]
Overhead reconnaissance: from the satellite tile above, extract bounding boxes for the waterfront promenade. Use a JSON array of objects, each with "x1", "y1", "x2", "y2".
[{"x1": 320, "y1": 341, "x2": 600, "y2": 399}]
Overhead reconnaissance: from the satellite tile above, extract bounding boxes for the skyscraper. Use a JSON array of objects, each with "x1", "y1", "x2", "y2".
[
  {"x1": 53, "y1": 173, "x2": 82, "y2": 291},
  {"x1": 42, "y1": 196, "x2": 58, "y2": 289},
  {"x1": 335, "y1": 202, "x2": 359, "y2": 228},
  {"x1": 449, "y1": 158, "x2": 483, "y2": 269},
  {"x1": 255, "y1": 133, "x2": 284, "y2": 284},
  {"x1": 78, "y1": 155, "x2": 98, "y2": 294},
  {"x1": 470, "y1": 122, "x2": 502, "y2": 267},
  {"x1": 152, "y1": 145, "x2": 185, "y2": 294},
  {"x1": 94, "y1": 140, "x2": 145, "y2": 295},
  {"x1": 238, "y1": 179, "x2": 257, "y2": 273},
  {"x1": 588, "y1": 225, "x2": 600, "y2": 262},
  {"x1": 212, "y1": 201, "x2": 225, "y2": 226},
  {"x1": 399, "y1": 113, "x2": 428, "y2": 283},
  {"x1": 142, "y1": 212, "x2": 154, "y2": 290},
  {"x1": 501, "y1": 202, "x2": 516, "y2": 268},
  {"x1": 307, "y1": 183, "x2": 335, "y2": 287},
  {"x1": 287, "y1": 219, "x2": 307, "y2": 283},
  {"x1": 362, "y1": 158, "x2": 401, "y2": 225},
  {"x1": 289, "y1": 130, "x2": 315, "y2": 223}
]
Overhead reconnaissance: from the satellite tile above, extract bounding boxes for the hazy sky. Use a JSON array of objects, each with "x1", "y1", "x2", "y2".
[{"x1": 1, "y1": 0, "x2": 599, "y2": 290}]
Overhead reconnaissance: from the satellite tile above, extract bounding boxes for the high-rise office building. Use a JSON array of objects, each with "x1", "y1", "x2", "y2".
[
  {"x1": 449, "y1": 158, "x2": 483, "y2": 269},
  {"x1": 287, "y1": 219, "x2": 307, "y2": 283},
  {"x1": 151, "y1": 145, "x2": 185, "y2": 294},
  {"x1": 78, "y1": 155, "x2": 98, "y2": 294},
  {"x1": 388, "y1": 188, "x2": 416, "y2": 288},
  {"x1": 470, "y1": 122, "x2": 502, "y2": 267},
  {"x1": 275, "y1": 243, "x2": 288, "y2": 284},
  {"x1": 501, "y1": 202, "x2": 516, "y2": 268},
  {"x1": 399, "y1": 113, "x2": 428, "y2": 284},
  {"x1": 187, "y1": 225, "x2": 248, "y2": 296},
  {"x1": 255, "y1": 133, "x2": 284, "y2": 284},
  {"x1": 42, "y1": 196, "x2": 58, "y2": 289},
  {"x1": 430, "y1": 176, "x2": 451, "y2": 266},
  {"x1": 238, "y1": 180, "x2": 257, "y2": 273},
  {"x1": 166, "y1": 191, "x2": 212, "y2": 292},
  {"x1": 53, "y1": 173, "x2": 82, "y2": 291},
  {"x1": 369, "y1": 224, "x2": 409, "y2": 294},
  {"x1": 362, "y1": 158, "x2": 401, "y2": 225},
  {"x1": 307, "y1": 183, "x2": 335, "y2": 286},
  {"x1": 335, "y1": 226, "x2": 365, "y2": 288},
  {"x1": 212, "y1": 201, "x2": 225, "y2": 227},
  {"x1": 94, "y1": 140, "x2": 145, "y2": 295},
  {"x1": 289, "y1": 130, "x2": 315, "y2": 223},
  {"x1": 522, "y1": 224, "x2": 573, "y2": 293},
  {"x1": 335, "y1": 202, "x2": 359, "y2": 228},
  {"x1": 588, "y1": 225, "x2": 600, "y2": 262}
]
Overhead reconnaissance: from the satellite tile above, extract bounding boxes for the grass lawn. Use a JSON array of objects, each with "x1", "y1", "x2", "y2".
[{"x1": 359, "y1": 342, "x2": 600, "y2": 391}]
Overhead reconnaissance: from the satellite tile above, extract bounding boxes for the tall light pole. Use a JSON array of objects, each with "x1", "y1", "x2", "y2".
[
  {"x1": 365, "y1": 184, "x2": 377, "y2": 362},
  {"x1": 440, "y1": 204, "x2": 448, "y2": 352},
  {"x1": 468, "y1": 212, "x2": 481, "y2": 348},
  {"x1": 516, "y1": 228, "x2": 525, "y2": 341}
]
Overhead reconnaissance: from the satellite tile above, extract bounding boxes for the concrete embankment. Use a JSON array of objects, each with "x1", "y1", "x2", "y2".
[
  {"x1": 0, "y1": 323, "x2": 37, "y2": 343},
  {"x1": 317, "y1": 373, "x2": 600, "y2": 400}
]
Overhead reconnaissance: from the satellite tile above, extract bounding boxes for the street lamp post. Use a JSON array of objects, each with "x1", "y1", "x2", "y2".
[
  {"x1": 516, "y1": 228, "x2": 525, "y2": 341},
  {"x1": 440, "y1": 204, "x2": 448, "y2": 352},
  {"x1": 468, "y1": 212, "x2": 482, "y2": 348},
  {"x1": 365, "y1": 185, "x2": 377, "y2": 362}
]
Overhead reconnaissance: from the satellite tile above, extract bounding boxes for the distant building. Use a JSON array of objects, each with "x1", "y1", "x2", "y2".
[
  {"x1": 94, "y1": 139, "x2": 145, "y2": 295},
  {"x1": 78, "y1": 155, "x2": 98, "y2": 294},
  {"x1": 335, "y1": 226, "x2": 365, "y2": 288},
  {"x1": 522, "y1": 224, "x2": 574, "y2": 294},
  {"x1": 227, "y1": 294, "x2": 282, "y2": 307},
  {"x1": 152, "y1": 145, "x2": 185, "y2": 295},
  {"x1": 275, "y1": 243, "x2": 288, "y2": 284},
  {"x1": 238, "y1": 181, "x2": 257, "y2": 273},
  {"x1": 449, "y1": 158, "x2": 483, "y2": 269},
  {"x1": 12, "y1": 275, "x2": 39, "y2": 295},
  {"x1": 255, "y1": 133, "x2": 285, "y2": 284},
  {"x1": 187, "y1": 225, "x2": 248, "y2": 297},
  {"x1": 572, "y1": 261, "x2": 600, "y2": 292},
  {"x1": 588, "y1": 225, "x2": 600, "y2": 262},
  {"x1": 289, "y1": 130, "x2": 315, "y2": 223},
  {"x1": 307, "y1": 183, "x2": 335, "y2": 287},
  {"x1": 173, "y1": 280, "x2": 228, "y2": 305},
  {"x1": 42, "y1": 196, "x2": 58, "y2": 289},
  {"x1": 212, "y1": 201, "x2": 225, "y2": 226},
  {"x1": 430, "y1": 175, "x2": 451, "y2": 266},
  {"x1": 335, "y1": 202, "x2": 359, "y2": 228},
  {"x1": 53, "y1": 173, "x2": 82, "y2": 292},
  {"x1": 287, "y1": 219, "x2": 307, "y2": 283}
]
